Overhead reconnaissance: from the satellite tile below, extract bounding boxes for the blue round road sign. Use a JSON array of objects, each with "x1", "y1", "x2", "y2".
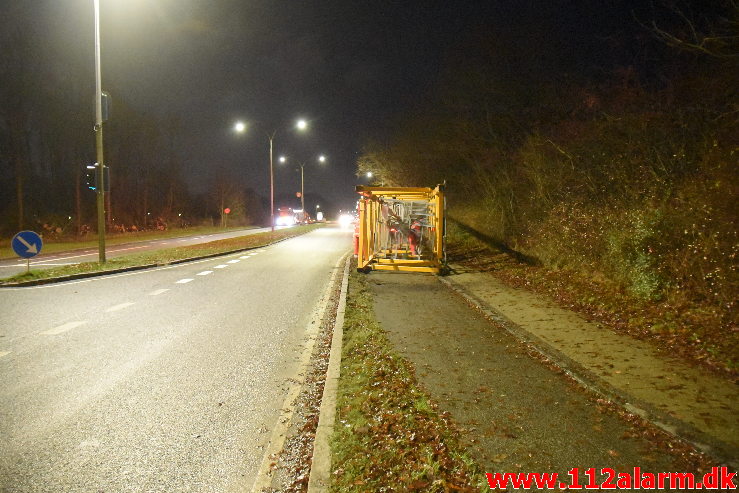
[{"x1": 12, "y1": 231, "x2": 43, "y2": 259}]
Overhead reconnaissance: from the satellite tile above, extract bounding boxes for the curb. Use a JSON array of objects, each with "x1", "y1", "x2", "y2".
[
  {"x1": 438, "y1": 271, "x2": 738, "y2": 469},
  {"x1": 0, "y1": 235, "x2": 300, "y2": 288},
  {"x1": 307, "y1": 256, "x2": 351, "y2": 492}
]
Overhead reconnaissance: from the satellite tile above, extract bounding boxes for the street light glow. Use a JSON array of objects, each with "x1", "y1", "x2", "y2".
[
  {"x1": 296, "y1": 119, "x2": 307, "y2": 130},
  {"x1": 234, "y1": 121, "x2": 246, "y2": 133},
  {"x1": 318, "y1": 155, "x2": 326, "y2": 162},
  {"x1": 279, "y1": 156, "x2": 286, "y2": 163},
  {"x1": 367, "y1": 171, "x2": 373, "y2": 178}
]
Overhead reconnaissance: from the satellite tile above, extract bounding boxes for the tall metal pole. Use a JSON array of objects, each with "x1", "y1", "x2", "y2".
[
  {"x1": 300, "y1": 163, "x2": 305, "y2": 214},
  {"x1": 269, "y1": 134, "x2": 275, "y2": 232},
  {"x1": 94, "y1": 0, "x2": 106, "y2": 262}
]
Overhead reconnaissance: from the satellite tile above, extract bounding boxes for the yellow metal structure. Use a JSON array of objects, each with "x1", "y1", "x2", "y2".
[{"x1": 356, "y1": 185, "x2": 446, "y2": 274}]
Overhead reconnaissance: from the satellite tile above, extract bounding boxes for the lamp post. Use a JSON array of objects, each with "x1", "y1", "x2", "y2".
[
  {"x1": 93, "y1": 0, "x2": 106, "y2": 262},
  {"x1": 234, "y1": 119, "x2": 307, "y2": 232},
  {"x1": 294, "y1": 155, "x2": 326, "y2": 215}
]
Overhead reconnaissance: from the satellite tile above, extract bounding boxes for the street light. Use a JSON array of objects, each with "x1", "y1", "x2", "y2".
[
  {"x1": 233, "y1": 119, "x2": 307, "y2": 232},
  {"x1": 93, "y1": 0, "x2": 106, "y2": 262},
  {"x1": 298, "y1": 156, "x2": 326, "y2": 214}
]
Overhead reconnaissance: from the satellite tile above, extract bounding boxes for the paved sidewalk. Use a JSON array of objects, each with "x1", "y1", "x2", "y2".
[
  {"x1": 369, "y1": 272, "x2": 712, "y2": 486},
  {"x1": 440, "y1": 266, "x2": 738, "y2": 466}
]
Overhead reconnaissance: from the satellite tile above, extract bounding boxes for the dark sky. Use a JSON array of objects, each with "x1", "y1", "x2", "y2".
[{"x1": 7, "y1": 0, "x2": 658, "y2": 214}]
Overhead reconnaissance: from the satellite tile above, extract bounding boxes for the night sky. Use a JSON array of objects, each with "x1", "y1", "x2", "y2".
[{"x1": 6, "y1": 0, "x2": 658, "y2": 214}]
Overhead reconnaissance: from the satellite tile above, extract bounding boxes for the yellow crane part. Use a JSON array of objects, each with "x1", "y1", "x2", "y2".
[{"x1": 356, "y1": 184, "x2": 447, "y2": 274}]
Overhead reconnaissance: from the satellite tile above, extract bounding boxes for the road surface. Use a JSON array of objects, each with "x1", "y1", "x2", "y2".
[
  {"x1": 0, "y1": 226, "x2": 351, "y2": 492},
  {"x1": 0, "y1": 227, "x2": 284, "y2": 278}
]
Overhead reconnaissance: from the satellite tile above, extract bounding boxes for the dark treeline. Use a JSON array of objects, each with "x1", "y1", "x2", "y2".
[
  {"x1": 0, "y1": 4, "x2": 266, "y2": 239},
  {"x1": 358, "y1": 2, "x2": 737, "y2": 329}
]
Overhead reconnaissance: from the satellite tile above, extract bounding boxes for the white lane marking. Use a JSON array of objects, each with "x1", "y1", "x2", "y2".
[
  {"x1": 108, "y1": 246, "x2": 147, "y2": 253},
  {"x1": 41, "y1": 321, "x2": 86, "y2": 335},
  {"x1": 2, "y1": 262, "x2": 77, "y2": 267},
  {"x1": 178, "y1": 239, "x2": 189, "y2": 242},
  {"x1": 227, "y1": 259, "x2": 240, "y2": 264},
  {"x1": 0, "y1": 351, "x2": 10, "y2": 358},
  {"x1": 6, "y1": 229, "x2": 342, "y2": 290},
  {"x1": 214, "y1": 265, "x2": 228, "y2": 269},
  {"x1": 8, "y1": 256, "x2": 217, "y2": 290},
  {"x1": 149, "y1": 289, "x2": 169, "y2": 296},
  {"x1": 197, "y1": 270, "x2": 213, "y2": 276},
  {"x1": 27, "y1": 246, "x2": 147, "y2": 265},
  {"x1": 239, "y1": 256, "x2": 250, "y2": 259},
  {"x1": 106, "y1": 302, "x2": 135, "y2": 313},
  {"x1": 176, "y1": 278, "x2": 194, "y2": 284}
]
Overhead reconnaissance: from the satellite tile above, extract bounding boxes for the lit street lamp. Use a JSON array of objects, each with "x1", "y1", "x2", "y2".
[
  {"x1": 233, "y1": 119, "x2": 307, "y2": 232},
  {"x1": 277, "y1": 154, "x2": 327, "y2": 218}
]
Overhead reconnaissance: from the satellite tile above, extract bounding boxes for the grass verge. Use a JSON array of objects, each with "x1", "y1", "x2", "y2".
[
  {"x1": 446, "y1": 224, "x2": 738, "y2": 379},
  {"x1": 0, "y1": 226, "x2": 259, "y2": 259},
  {"x1": 330, "y1": 261, "x2": 483, "y2": 492},
  {"x1": 1, "y1": 225, "x2": 322, "y2": 284}
]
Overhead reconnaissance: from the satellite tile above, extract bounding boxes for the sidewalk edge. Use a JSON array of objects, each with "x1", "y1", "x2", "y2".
[{"x1": 307, "y1": 256, "x2": 351, "y2": 492}]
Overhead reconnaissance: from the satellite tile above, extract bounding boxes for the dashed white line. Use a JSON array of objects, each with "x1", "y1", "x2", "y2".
[
  {"x1": 41, "y1": 321, "x2": 86, "y2": 335},
  {"x1": 197, "y1": 270, "x2": 213, "y2": 276},
  {"x1": 176, "y1": 278, "x2": 195, "y2": 284},
  {"x1": 239, "y1": 255, "x2": 250, "y2": 259},
  {"x1": 106, "y1": 302, "x2": 135, "y2": 313},
  {"x1": 227, "y1": 259, "x2": 240, "y2": 264},
  {"x1": 0, "y1": 351, "x2": 10, "y2": 359},
  {"x1": 214, "y1": 265, "x2": 228, "y2": 269},
  {"x1": 149, "y1": 289, "x2": 169, "y2": 296}
]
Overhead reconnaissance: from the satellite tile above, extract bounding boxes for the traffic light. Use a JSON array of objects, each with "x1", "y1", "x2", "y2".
[
  {"x1": 84, "y1": 163, "x2": 109, "y2": 192},
  {"x1": 85, "y1": 166, "x2": 96, "y2": 191}
]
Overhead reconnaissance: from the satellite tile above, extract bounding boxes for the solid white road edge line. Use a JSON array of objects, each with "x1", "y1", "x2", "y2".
[{"x1": 248, "y1": 251, "x2": 351, "y2": 493}]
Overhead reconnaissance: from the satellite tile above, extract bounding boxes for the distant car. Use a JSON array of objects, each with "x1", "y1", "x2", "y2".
[
  {"x1": 275, "y1": 207, "x2": 297, "y2": 226},
  {"x1": 339, "y1": 213, "x2": 355, "y2": 229}
]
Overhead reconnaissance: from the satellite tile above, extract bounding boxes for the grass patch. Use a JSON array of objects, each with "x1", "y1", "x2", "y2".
[
  {"x1": 1, "y1": 225, "x2": 322, "y2": 284},
  {"x1": 0, "y1": 226, "x2": 259, "y2": 259},
  {"x1": 446, "y1": 225, "x2": 738, "y2": 378},
  {"x1": 330, "y1": 262, "x2": 483, "y2": 492}
]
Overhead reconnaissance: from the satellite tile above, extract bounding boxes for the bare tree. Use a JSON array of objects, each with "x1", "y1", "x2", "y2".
[{"x1": 640, "y1": 1, "x2": 739, "y2": 58}]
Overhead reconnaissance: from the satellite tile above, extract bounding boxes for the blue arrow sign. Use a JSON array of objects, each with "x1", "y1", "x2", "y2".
[{"x1": 12, "y1": 231, "x2": 43, "y2": 259}]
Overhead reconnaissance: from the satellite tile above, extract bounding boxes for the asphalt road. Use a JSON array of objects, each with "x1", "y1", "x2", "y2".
[
  {"x1": 0, "y1": 226, "x2": 351, "y2": 492},
  {"x1": 0, "y1": 227, "x2": 285, "y2": 278}
]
